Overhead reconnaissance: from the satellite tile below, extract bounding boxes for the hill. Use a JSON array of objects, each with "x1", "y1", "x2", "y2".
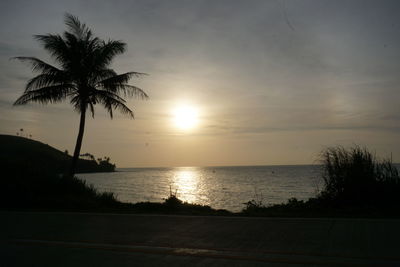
[{"x1": 0, "y1": 134, "x2": 115, "y2": 174}]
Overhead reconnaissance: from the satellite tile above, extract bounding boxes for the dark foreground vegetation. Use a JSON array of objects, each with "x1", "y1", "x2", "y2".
[
  {"x1": 0, "y1": 135, "x2": 115, "y2": 173},
  {"x1": 0, "y1": 165, "x2": 229, "y2": 215},
  {"x1": 1, "y1": 143, "x2": 400, "y2": 217},
  {"x1": 242, "y1": 146, "x2": 400, "y2": 217}
]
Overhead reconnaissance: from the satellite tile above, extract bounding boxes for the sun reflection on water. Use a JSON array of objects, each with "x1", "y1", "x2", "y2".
[{"x1": 172, "y1": 167, "x2": 202, "y2": 203}]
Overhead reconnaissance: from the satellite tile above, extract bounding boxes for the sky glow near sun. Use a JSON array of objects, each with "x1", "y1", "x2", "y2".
[{"x1": 172, "y1": 105, "x2": 199, "y2": 131}]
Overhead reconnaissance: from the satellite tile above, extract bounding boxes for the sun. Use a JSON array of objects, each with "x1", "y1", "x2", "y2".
[{"x1": 173, "y1": 105, "x2": 199, "y2": 130}]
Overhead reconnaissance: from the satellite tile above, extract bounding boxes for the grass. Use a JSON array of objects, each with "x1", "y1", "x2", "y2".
[
  {"x1": 1, "y1": 170, "x2": 121, "y2": 211},
  {"x1": 319, "y1": 145, "x2": 400, "y2": 206},
  {"x1": 240, "y1": 145, "x2": 400, "y2": 217},
  {"x1": 130, "y1": 197, "x2": 231, "y2": 216}
]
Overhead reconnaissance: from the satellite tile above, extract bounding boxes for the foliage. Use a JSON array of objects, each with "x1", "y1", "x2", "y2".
[
  {"x1": 0, "y1": 151, "x2": 229, "y2": 215},
  {"x1": 242, "y1": 187, "x2": 265, "y2": 211},
  {"x1": 97, "y1": 156, "x2": 116, "y2": 172},
  {"x1": 0, "y1": 166, "x2": 120, "y2": 211},
  {"x1": 242, "y1": 199, "x2": 264, "y2": 213},
  {"x1": 319, "y1": 145, "x2": 400, "y2": 206},
  {"x1": 164, "y1": 195, "x2": 183, "y2": 208},
  {"x1": 241, "y1": 145, "x2": 400, "y2": 217},
  {"x1": 13, "y1": 13, "x2": 148, "y2": 177},
  {"x1": 130, "y1": 186, "x2": 230, "y2": 215},
  {"x1": 163, "y1": 186, "x2": 182, "y2": 207},
  {"x1": 13, "y1": 13, "x2": 148, "y2": 114},
  {"x1": 131, "y1": 194, "x2": 230, "y2": 216}
]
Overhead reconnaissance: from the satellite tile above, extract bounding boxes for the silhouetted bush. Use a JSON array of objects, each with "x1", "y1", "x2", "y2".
[
  {"x1": 0, "y1": 163, "x2": 120, "y2": 210},
  {"x1": 164, "y1": 195, "x2": 183, "y2": 208},
  {"x1": 242, "y1": 199, "x2": 264, "y2": 213},
  {"x1": 130, "y1": 196, "x2": 230, "y2": 216},
  {"x1": 0, "y1": 160, "x2": 230, "y2": 215},
  {"x1": 319, "y1": 145, "x2": 400, "y2": 206},
  {"x1": 241, "y1": 146, "x2": 400, "y2": 217}
]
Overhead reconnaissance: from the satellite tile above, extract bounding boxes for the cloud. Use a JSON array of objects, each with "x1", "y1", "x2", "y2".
[{"x1": 1, "y1": 0, "x2": 400, "y2": 165}]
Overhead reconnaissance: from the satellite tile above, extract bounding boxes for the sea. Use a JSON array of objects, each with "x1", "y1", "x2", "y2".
[{"x1": 78, "y1": 165, "x2": 323, "y2": 212}]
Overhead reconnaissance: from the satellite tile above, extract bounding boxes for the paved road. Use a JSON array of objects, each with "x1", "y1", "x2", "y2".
[{"x1": 1, "y1": 212, "x2": 400, "y2": 266}]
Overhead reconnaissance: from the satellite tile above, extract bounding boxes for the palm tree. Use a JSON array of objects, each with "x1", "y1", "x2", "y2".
[{"x1": 13, "y1": 14, "x2": 148, "y2": 177}]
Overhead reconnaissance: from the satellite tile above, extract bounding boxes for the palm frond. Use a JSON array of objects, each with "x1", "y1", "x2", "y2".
[
  {"x1": 98, "y1": 72, "x2": 138, "y2": 84},
  {"x1": 104, "y1": 98, "x2": 134, "y2": 119},
  {"x1": 14, "y1": 84, "x2": 74, "y2": 105},
  {"x1": 88, "y1": 102, "x2": 95, "y2": 118},
  {"x1": 97, "y1": 71, "x2": 147, "y2": 92},
  {"x1": 64, "y1": 13, "x2": 91, "y2": 40},
  {"x1": 87, "y1": 36, "x2": 101, "y2": 51},
  {"x1": 70, "y1": 94, "x2": 87, "y2": 113},
  {"x1": 34, "y1": 34, "x2": 70, "y2": 64},
  {"x1": 12, "y1": 57, "x2": 61, "y2": 74},
  {"x1": 92, "y1": 89, "x2": 127, "y2": 103},
  {"x1": 94, "y1": 89, "x2": 134, "y2": 119},
  {"x1": 116, "y1": 84, "x2": 149, "y2": 99},
  {"x1": 93, "y1": 40, "x2": 126, "y2": 68},
  {"x1": 26, "y1": 72, "x2": 70, "y2": 92},
  {"x1": 90, "y1": 69, "x2": 117, "y2": 84}
]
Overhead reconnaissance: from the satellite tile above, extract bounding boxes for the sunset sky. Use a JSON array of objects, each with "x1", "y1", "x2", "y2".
[{"x1": 1, "y1": 0, "x2": 400, "y2": 167}]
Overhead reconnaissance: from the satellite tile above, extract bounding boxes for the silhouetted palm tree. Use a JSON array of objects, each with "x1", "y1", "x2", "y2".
[{"x1": 13, "y1": 14, "x2": 148, "y2": 177}]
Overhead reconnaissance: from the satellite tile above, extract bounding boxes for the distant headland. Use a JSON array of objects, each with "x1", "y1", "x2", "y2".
[{"x1": 0, "y1": 134, "x2": 115, "y2": 174}]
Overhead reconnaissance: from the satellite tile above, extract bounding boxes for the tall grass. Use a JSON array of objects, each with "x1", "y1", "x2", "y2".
[
  {"x1": 319, "y1": 145, "x2": 400, "y2": 206},
  {"x1": 0, "y1": 163, "x2": 120, "y2": 210}
]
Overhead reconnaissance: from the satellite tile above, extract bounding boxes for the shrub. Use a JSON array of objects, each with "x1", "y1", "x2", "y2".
[
  {"x1": 319, "y1": 145, "x2": 400, "y2": 206},
  {"x1": 242, "y1": 199, "x2": 264, "y2": 214},
  {"x1": 0, "y1": 164, "x2": 119, "y2": 210},
  {"x1": 164, "y1": 195, "x2": 183, "y2": 208}
]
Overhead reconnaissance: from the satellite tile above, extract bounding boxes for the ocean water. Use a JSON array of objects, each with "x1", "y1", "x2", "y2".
[{"x1": 78, "y1": 165, "x2": 322, "y2": 212}]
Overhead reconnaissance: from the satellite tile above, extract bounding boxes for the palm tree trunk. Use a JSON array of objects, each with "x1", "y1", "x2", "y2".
[{"x1": 69, "y1": 109, "x2": 86, "y2": 177}]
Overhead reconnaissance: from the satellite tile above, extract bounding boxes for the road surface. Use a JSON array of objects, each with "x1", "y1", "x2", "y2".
[{"x1": 1, "y1": 211, "x2": 400, "y2": 266}]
